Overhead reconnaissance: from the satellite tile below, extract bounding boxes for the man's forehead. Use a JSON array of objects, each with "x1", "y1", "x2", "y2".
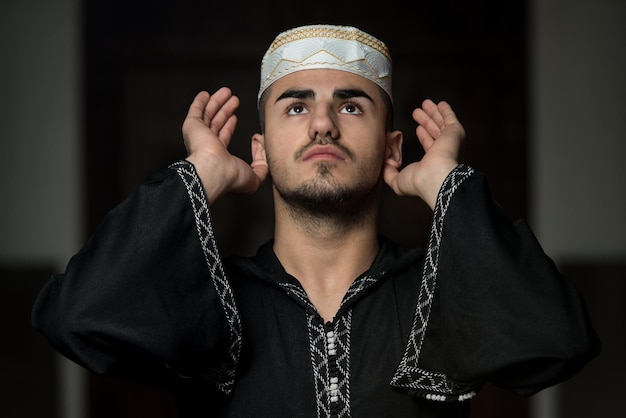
[{"x1": 269, "y1": 69, "x2": 382, "y2": 99}]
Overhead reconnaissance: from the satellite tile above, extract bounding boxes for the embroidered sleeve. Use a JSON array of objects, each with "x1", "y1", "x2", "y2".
[
  {"x1": 390, "y1": 164, "x2": 479, "y2": 402},
  {"x1": 169, "y1": 160, "x2": 242, "y2": 394},
  {"x1": 32, "y1": 161, "x2": 244, "y2": 396},
  {"x1": 391, "y1": 163, "x2": 598, "y2": 401}
]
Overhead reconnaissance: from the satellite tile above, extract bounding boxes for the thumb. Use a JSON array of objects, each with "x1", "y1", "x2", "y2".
[
  {"x1": 382, "y1": 161, "x2": 400, "y2": 194},
  {"x1": 251, "y1": 160, "x2": 269, "y2": 185}
]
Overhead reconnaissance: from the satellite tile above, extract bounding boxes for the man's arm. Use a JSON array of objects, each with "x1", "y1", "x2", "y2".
[
  {"x1": 387, "y1": 100, "x2": 599, "y2": 400},
  {"x1": 32, "y1": 167, "x2": 234, "y2": 384},
  {"x1": 391, "y1": 164, "x2": 600, "y2": 400},
  {"x1": 31, "y1": 90, "x2": 256, "y2": 393}
]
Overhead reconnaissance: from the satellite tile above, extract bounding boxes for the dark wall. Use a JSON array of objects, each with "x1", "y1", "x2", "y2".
[{"x1": 83, "y1": 0, "x2": 528, "y2": 250}]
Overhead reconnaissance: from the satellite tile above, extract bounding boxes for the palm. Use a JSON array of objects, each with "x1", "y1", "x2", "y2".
[
  {"x1": 384, "y1": 99, "x2": 464, "y2": 209},
  {"x1": 183, "y1": 89, "x2": 268, "y2": 202}
]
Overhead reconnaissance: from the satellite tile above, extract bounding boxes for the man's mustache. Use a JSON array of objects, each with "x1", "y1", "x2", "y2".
[{"x1": 294, "y1": 136, "x2": 355, "y2": 161}]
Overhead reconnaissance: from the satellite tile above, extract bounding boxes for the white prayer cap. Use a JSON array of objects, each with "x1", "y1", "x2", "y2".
[{"x1": 258, "y1": 24, "x2": 392, "y2": 103}]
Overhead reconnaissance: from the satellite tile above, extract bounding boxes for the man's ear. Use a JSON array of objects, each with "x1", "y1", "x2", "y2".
[
  {"x1": 251, "y1": 133, "x2": 267, "y2": 165},
  {"x1": 385, "y1": 130, "x2": 403, "y2": 168}
]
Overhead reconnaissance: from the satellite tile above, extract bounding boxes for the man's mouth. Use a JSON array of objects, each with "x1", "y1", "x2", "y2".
[{"x1": 301, "y1": 145, "x2": 346, "y2": 161}]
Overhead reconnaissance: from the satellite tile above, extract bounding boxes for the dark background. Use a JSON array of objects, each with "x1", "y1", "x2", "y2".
[
  {"x1": 84, "y1": 0, "x2": 528, "y2": 254},
  {"x1": 5, "y1": 0, "x2": 622, "y2": 417}
]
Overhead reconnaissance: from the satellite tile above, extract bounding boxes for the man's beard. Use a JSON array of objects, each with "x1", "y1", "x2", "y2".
[{"x1": 273, "y1": 161, "x2": 381, "y2": 224}]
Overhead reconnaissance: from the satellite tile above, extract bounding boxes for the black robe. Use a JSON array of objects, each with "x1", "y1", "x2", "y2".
[{"x1": 32, "y1": 161, "x2": 600, "y2": 417}]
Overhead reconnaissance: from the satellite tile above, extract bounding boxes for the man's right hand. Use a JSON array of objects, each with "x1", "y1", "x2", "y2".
[{"x1": 183, "y1": 88, "x2": 268, "y2": 204}]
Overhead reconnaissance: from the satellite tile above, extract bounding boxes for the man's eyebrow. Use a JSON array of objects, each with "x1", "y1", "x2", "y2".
[
  {"x1": 275, "y1": 88, "x2": 374, "y2": 103},
  {"x1": 275, "y1": 89, "x2": 315, "y2": 102},
  {"x1": 333, "y1": 88, "x2": 373, "y2": 102}
]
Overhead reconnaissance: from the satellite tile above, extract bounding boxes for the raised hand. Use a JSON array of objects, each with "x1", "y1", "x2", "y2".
[
  {"x1": 383, "y1": 99, "x2": 464, "y2": 210},
  {"x1": 183, "y1": 88, "x2": 268, "y2": 204}
]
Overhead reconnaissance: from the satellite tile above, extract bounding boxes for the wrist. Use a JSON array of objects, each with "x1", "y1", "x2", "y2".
[
  {"x1": 420, "y1": 162, "x2": 459, "y2": 210},
  {"x1": 185, "y1": 155, "x2": 234, "y2": 205}
]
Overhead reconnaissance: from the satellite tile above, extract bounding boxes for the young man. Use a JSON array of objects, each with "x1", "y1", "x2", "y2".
[{"x1": 33, "y1": 25, "x2": 599, "y2": 417}]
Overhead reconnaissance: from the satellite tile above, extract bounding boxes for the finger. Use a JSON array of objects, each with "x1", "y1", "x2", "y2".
[
  {"x1": 202, "y1": 87, "x2": 233, "y2": 126},
  {"x1": 437, "y1": 101, "x2": 461, "y2": 126},
  {"x1": 413, "y1": 108, "x2": 441, "y2": 139},
  {"x1": 436, "y1": 101, "x2": 466, "y2": 142},
  {"x1": 421, "y1": 99, "x2": 445, "y2": 127},
  {"x1": 210, "y1": 95, "x2": 240, "y2": 135},
  {"x1": 416, "y1": 125, "x2": 434, "y2": 151},
  {"x1": 187, "y1": 91, "x2": 210, "y2": 121},
  {"x1": 250, "y1": 160, "x2": 269, "y2": 186},
  {"x1": 218, "y1": 114, "x2": 238, "y2": 147},
  {"x1": 182, "y1": 91, "x2": 211, "y2": 143},
  {"x1": 382, "y1": 163, "x2": 400, "y2": 194}
]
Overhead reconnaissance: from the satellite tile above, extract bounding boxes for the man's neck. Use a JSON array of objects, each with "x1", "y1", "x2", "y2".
[{"x1": 272, "y1": 200, "x2": 380, "y2": 322}]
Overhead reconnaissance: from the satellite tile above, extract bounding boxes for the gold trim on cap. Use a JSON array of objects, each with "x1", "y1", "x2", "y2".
[{"x1": 266, "y1": 25, "x2": 391, "y2": 62}]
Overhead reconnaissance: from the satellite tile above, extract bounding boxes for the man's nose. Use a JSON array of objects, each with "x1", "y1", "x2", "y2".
[{"x1": 308, "y1": 107, "x2": 339, "y2": 141}]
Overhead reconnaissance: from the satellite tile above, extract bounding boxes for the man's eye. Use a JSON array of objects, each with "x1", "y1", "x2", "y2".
[
  {"x1": 287, "y1": 104, "x2": 308, "y2": 115},
  {"x1": 340, "y1": 103, "x2": 362, "y2": 115}
]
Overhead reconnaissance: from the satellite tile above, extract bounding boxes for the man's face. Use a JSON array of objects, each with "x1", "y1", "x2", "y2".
[{"x1": 254, "y1": 69, "x2": 395, "y2": 212}]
